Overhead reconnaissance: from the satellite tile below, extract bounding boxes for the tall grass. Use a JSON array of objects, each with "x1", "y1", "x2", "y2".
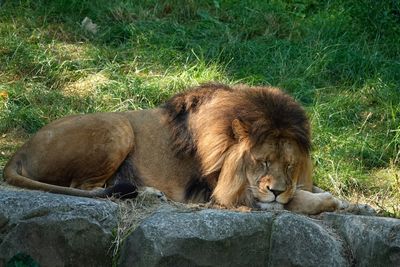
[{"x1": 0, "y1": 0, "x2": 399, "y2": 217}]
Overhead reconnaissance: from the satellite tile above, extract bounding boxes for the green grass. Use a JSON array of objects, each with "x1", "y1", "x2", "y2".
[{"x1": 0, "y1": 0, "x2": 399, "y2": 217}]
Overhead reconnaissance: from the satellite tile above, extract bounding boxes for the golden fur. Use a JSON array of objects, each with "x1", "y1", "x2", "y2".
[{"x1": 3, "y1": 83, "x2": 343, "y2": 214}]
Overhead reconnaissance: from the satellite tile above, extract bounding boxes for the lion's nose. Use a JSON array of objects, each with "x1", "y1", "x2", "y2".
[{"x1": 267, "y1": 187, "x2": 284, "y2": 197}]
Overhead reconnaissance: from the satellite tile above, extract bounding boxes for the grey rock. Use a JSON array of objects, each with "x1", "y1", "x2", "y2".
[
  {"x1": 0, "y1": 189, "x2": 119, "y2": 267},
  {"x1": 119, "y1": 209, "x2": 274, "y2": 267},
  {"x1": 1, "y1": 187, "x2": 399, "y2": 267},
  {"x1": 322, "y1": 213, "x2": 400, "y2": 267},
  {"x1": 119, "y1": 210, "x2": 351, "y2": 267},
  {"x1": 119, "y1": 210, "x2": 400, "y2": 267},
  {"x1": 269, "y1": 213, "x2": 349, "y2": 266}
]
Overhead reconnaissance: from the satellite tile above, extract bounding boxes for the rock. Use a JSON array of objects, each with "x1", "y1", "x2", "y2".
[
  {"x1": 119, "y1": 209, "x2": 400, "y2": 267},
  {"x1": 269, "y1": 213, "x2": 349, "y2": 266},
  {"x1": 322, "y1": 213, "x2": 400, "y2": 267},
  {"x1": 0, "y1": 188, "x2": 119, "y2": 267},
  {"x1": 1, "y1": 187, "x2": 399, "y2": 267},
  {"x1": 119, "y1": 210, "x2": 350, "y2": 267},
  {"x1": 119, "y1": 209, "x2": 274, "y2": 267}
]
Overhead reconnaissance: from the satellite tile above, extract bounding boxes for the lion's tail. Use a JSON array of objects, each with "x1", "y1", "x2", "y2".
[{"x1": 3, "y1": 156, "x2": 137, "y2": 199}]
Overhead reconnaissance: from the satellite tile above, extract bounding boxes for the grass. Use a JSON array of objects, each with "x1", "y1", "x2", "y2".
[
  {"x1": 111, "y1": 189, "x2": 169, "y2": 266},
  {"x1": 0, "y1": 0, "x2": 399, "y2": 218}
]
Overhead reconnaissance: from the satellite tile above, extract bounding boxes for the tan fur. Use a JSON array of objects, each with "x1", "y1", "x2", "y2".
[
  {"x1": 3, "y1": 109, "x2": 200, "y2": 200},
  {"x1": 3, "y1": 84, "x2": 343, "y2": 214}
]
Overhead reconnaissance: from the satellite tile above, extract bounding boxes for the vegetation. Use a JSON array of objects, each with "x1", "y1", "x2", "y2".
[{"x1": 0, "y1": 0, "x2": 399, "y2": 217}]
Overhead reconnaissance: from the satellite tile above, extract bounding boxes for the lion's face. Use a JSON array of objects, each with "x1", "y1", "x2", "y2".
[{"x1": 245, "y1": 138, "x2": 302, "y2": 205}]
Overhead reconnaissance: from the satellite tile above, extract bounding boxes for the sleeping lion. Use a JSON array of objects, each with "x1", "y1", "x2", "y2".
[{"x1": 3, "y1": 83, "x2": 351, "y2": 214}]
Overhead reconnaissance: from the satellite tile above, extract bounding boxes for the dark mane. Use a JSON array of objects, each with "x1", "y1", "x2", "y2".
[
  {"x1": 162, "y1": 83, "x2": 311, "y2": 202},
  {"x1": 162, "y1": 83, "x2": 311, "y2": 157},
  {"x1": 161, "y1": 83, "x2": 232, "y2": 156},
  {"x1": 238, "y1": 86, "x2": 311, "y2": 153}
]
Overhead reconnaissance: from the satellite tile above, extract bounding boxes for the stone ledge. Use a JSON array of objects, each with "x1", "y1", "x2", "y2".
[
  {"x1": 0, "y1": 188, "x2": 399, "y2": 267},
  {"x1": 0, "y1": 188, "x2": 118, "y2": 267}
]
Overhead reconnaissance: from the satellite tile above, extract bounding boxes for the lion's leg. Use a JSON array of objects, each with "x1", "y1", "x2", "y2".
[
  {"x1": 71, "y1": 174, "x2": 112, "y2": 190},
  {"x1": 211, "y1": 147, "x2": 248, "y2": 207},
  {"x1": 286, "y1": 189, "x2": 376, "y2": 215},
  {"x1": 69, "y1": 153, "x2": 133, "y2": 192},
  {"x1": 284, "y1": 189, "x2": 343, "y2": 215},
  {"x1": 64, "y1": 114, "x2": 136, "y2": 193}
]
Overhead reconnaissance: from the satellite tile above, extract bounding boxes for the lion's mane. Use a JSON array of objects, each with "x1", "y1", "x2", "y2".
[{"x1": 162, "y1": 83, "x2": 311, "y2": 206}]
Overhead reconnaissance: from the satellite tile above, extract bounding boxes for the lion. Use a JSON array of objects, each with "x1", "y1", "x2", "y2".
[{"x1": 3, "y1": 83, "x2": 346, "y2": 214}]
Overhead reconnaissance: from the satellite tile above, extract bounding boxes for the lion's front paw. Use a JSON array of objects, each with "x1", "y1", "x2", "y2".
[
  {"x1": 257, "y1": 202, "x2": 284, "y2": 211},
  {"x1": 314, "y1": 192, "x2": 343, "y2": 211}
]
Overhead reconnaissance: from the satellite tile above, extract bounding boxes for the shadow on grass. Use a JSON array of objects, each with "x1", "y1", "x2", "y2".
[{"x1": 1, "y1": 0, "x2": 399, "y2": 96}]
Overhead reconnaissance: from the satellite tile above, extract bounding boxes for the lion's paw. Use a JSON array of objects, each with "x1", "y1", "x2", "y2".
[
  {"x1": 257, "y1": 202, "x2": 284, "y2": 211},
  {"x1": 139, "y1": 187, "x2": 167, "y2": 201}
]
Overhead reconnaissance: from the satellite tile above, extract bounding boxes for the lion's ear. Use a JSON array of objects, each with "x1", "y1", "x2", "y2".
[{"x1": 232, "y1": 119, "x2": 249, "y2": 141}]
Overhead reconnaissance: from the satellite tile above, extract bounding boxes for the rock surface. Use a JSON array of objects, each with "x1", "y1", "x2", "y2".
[
  {"x1": 120, "y1": 210, "x2": 400, "y2": 267},
  {"x1": 0, "y1": 188, "x2": 118, "y2": 267},
  {"x1": 322, "y1": 213, "x2": 400, "y2": 266},
  {"x1": 0, "y1": 187, "x2": 399, "y2": 267}
]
